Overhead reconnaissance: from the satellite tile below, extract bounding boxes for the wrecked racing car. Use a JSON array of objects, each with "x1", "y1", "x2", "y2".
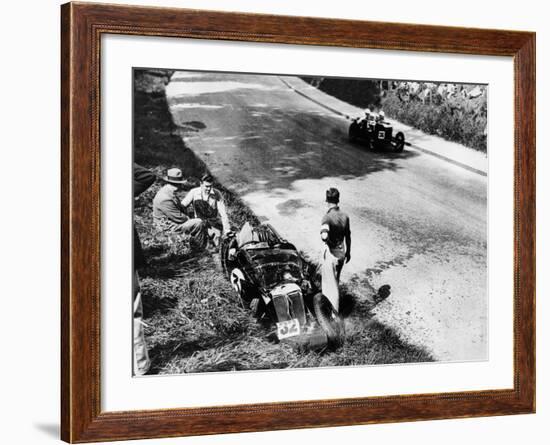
[
  {"x1": 221, "y1": 223, "x2": 345, "y2": 350},
  {"x1": 348, "y1": 113, "x2": 406, "y2": 153}
]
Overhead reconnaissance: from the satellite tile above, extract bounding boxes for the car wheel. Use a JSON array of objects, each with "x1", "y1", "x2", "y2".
[
  {"x1": 367, "y1": 136, "x2": 375, "y2": 151},
  {"x1": 348, "y1": 123, "x2": 358, "y2": 142},
  {"x1": 249, "y1": 297, "x2": 265, "y2": 319},
  {"x1": 220, "y1": 237, "x2": 230, "y2": 277},
  {"x1": 313, "y1": 292, "x2": 345, "y2": 349},
  {"x1": 220, "y1": 234, "x2": 237, "y2": 278},
  {"x1": 230, "y1": 268, "x2": 246, "y2": 298},
  {"x1": 394, "y1": 132, "x2": 405, "y2": 153}
]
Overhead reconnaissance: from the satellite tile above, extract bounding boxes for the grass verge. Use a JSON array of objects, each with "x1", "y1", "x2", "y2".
[{"x1": 134, "y1": 69, "x2": 433, "y2": 374}]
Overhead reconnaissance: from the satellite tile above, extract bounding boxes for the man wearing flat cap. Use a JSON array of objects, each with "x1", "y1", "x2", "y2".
[
  {"x1": 152, "y1": 167, "x2": 207, "y2": 249},
  {"x1": 319, "y1": 187, "x2": 351, "y2": 313}
]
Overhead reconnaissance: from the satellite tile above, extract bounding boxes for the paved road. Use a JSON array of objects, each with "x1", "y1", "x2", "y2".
[{"x1": 166, "y1": 71, "x2": 487, "y2": 362}]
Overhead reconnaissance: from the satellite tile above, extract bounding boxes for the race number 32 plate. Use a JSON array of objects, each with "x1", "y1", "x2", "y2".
[{"x1": 276, "y1": 318, "x2": 300, "y2": 339}]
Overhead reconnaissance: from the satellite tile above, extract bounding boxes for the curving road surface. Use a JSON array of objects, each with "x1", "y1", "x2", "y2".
[{"x1": 166, "y1": 71, "x2": 487, "y2": 362}]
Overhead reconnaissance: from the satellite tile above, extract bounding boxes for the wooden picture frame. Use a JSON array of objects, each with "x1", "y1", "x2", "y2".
[{"x1": 61, "y1": 2, "x2": 535, "y2": 442}]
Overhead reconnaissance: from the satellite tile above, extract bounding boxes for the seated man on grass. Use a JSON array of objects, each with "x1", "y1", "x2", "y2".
[
  {"x1": 152, "y1": 167, "x2": 207, "y2": 250},
  {"x1": 181, "y1": 173, "x2": 230, "y2": 248}
]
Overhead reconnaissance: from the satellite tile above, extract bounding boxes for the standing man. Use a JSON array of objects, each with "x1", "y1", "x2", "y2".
[
  {"x1": 133, "y1": 163, "x2": 156, "y2": 376},
  {"x1": 319, "y1": 187, "x2": 351, "y2": 313},
  {"x1": 181, "y1": 173, "x2": 230, "y2": 248},
  {"x1": 152, "y1": 167, "x2": 207, "y2": 249}
]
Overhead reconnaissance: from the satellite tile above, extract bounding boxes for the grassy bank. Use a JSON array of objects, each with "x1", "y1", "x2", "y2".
[{"x1": 134, "y1": 69, "x2": 433, "y2": 374}]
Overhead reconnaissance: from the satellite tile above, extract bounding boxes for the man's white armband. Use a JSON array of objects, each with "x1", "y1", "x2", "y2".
[{"x1": 320, "y1": 223, "x2": 330, "y2": 241}]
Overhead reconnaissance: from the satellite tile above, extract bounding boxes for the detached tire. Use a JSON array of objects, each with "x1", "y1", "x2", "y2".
[
  {"x1": 394, "y1": 132, "x2": 405, "y2": 153},
  {"x1": 313, "y1": 293, "x2": 345, "y2": 349}
]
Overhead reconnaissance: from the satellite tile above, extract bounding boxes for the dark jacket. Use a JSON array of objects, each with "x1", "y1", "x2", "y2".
[{"x1": 133, "y1": 164, "x2": 156, "y2": 268}]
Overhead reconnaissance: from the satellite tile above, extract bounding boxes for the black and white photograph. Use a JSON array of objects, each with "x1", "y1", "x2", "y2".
[{"x1": 132, "y1": 68, "x2": 487, "y2": 376}]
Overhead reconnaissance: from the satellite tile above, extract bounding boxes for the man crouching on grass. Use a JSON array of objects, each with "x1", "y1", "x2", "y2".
[
  {"x1": 320, "y1": 187, "x2": 351, "y2": 313},
  {"x1": 181, "y1": 173, "x2": 230, "y2": 249},
  {"x1": 152, "y1": 167, "x2": 207, "y2": 250}
]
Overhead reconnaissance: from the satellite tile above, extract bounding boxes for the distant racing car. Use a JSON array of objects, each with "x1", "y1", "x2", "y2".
[
  {"x1": 348, "y1": 112, "x2": 406, "y2": 152},
  {"x1": 220, "y1": 223, "x2": 345, "y2": 350}
]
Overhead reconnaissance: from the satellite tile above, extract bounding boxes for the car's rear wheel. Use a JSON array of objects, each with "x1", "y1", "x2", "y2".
[
  {"x1": 348, "y1": 123, "x2": 359, "y2": 142},
  {"x1": 313, "y1": 292, "x2": 345, "y2": 349},
  {"x1": 221, "y1": 233, "x2": 239, "y2": 278},
  {"x1": 230, "y1": 268, "x2": 246, "y2": 297},
  {"x1": 220, "y1": 236, "x2": 232, "y2": 278},
  {"x1": 394, "y1": 132, "x2": 405, "y2": 153},
  {"x1": 367, "y1": 135, "x2": 375, "y2": 151}
]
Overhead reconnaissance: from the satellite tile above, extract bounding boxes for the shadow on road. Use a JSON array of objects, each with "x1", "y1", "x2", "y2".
[
  {"x1": 240, "y1": 108, "x2": 420, "y2": 194},
  {"x1": 170, "y1": 88, "x2": 421, "y2": 196}
]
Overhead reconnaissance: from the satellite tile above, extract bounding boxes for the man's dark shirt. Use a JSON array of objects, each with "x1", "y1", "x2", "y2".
[
  {"x1": 321, "y1": 206, "x2": 351, "y2": 260},
  {"x1": 133, "y1": 164, "x2": 156, "y2": 197}
]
